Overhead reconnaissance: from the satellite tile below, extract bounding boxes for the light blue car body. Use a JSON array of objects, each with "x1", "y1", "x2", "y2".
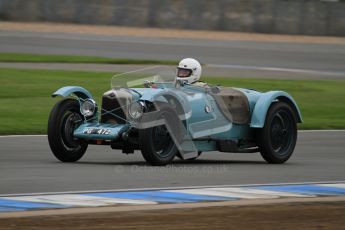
[{"x1": 52, "y1": 84, "x2": 302, "y2": 152}]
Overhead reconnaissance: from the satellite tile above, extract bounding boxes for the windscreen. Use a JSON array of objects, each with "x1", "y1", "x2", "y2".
[{"x1": 111, "y1": 66, "x2": 176, "y2": 89}]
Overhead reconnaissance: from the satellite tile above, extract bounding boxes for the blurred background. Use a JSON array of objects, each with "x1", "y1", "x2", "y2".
[
  {"x1": 0, "y1": 2, "x2": 345, "y2": 228},
  {"x1": 0, "y1": 0, "x2": 345, "y2": 36},
  {"x1": 0, "y1": 0, "x2": 345, "y2": 135}
]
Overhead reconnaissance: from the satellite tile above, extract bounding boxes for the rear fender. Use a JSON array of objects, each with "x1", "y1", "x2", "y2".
[{"x1": 250, "y1": 91, "x2": 302, "y2": 128}]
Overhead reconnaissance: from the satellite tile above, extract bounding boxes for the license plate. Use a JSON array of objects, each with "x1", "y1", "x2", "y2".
[{"x1": 83, "y1": 128, "x2": 111, "y2": 135}]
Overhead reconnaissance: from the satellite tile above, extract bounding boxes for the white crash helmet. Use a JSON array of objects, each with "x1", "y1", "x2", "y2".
[{"x1": 176, "y1": 58, "x2": 202, "y2": 84}]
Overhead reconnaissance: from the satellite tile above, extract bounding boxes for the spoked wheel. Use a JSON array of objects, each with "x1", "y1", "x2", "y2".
[
  {"x1": 139, "y1": 103, "x2": 181, "y2": 166},
  {"x1": 48, "y1": 99, "x2": 88, "y2": 162},
  {"x1": 257, "y1": 102, "x2": 297, "y2": 164}
]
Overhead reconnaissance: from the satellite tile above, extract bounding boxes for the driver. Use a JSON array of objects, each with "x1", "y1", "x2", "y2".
[{"x1": 176, "y1": 58, "x2": 208, "y2": 88}]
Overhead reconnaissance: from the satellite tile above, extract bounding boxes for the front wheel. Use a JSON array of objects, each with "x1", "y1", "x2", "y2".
[
  {"x1": 48, "y1": 99, "x2": 88, "y2": 162},
  {"x1": 257, "y1": 102, "x2": 297, "y2": 164}
]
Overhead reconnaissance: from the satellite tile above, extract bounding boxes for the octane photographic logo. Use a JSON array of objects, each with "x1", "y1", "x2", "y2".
[
  {"x1": 137, "y1": 99, "x2": 233, "y2": 160},
  {"x1": 113, "y1": 165, "x2": 230, "y2": 175},
  {"x1": 108, "y1": 66, "x2": 234, "y2": 161}
]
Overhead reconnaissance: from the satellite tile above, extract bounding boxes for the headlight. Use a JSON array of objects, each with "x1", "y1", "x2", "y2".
[
  {"x1": 80, "y1": 99, "x2": 97, "y2": 117},
  {"x1": 128, "y1": 101, "x2": 145, "y2": 120}
]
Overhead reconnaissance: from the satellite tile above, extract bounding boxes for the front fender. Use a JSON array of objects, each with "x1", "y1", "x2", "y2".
[
  {"x1": 52, "y1": 86, "x2": 94, "y2": 100},
  {"x1": 250, "y1": 91, "x2": 303, "y2": 128}
]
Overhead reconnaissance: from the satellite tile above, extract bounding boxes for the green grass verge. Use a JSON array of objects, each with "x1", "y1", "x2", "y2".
[
  {"x1": 0, "y1": 52, "x2": 178, "y2": 65},
  {"x1": 0, "y1": 68, "x2": 344, "y2": 134}
]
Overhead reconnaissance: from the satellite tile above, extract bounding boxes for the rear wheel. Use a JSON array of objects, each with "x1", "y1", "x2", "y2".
[
  {"x1": 48, "y1": 99, "x2": 88, "y2": 162},
  {"x1": 257, "y1": 102, "x2": 297, "y2": 164},
  {"x1": 139, "y1": 103, "x2": 181, "y2": 166}
]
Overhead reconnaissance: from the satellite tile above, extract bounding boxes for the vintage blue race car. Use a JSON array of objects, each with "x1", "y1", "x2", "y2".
[{"x1": 48, "y1": 66, "x2": 302, "y2": 165}]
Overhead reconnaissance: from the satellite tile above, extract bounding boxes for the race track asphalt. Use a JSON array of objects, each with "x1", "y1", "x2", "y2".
[
  {"x1": 0, "y1": 131, "x2": 344, "y2": 195},
  {"x1": 0, "y1": 30, "x2": 345, "y2": 79},
  {"x1": 0, "y1": 29, "x2": 344, "y2": 195}
]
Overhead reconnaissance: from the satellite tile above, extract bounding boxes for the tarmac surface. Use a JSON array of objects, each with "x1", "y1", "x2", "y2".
[
  {"x1": 0, "y1": 62, "x2": 344, "y2": 80},
  {"x1": 0, "y1": 28, "x2": 344, "y2": 80},
  {"x1": 0, "y1": 23, "x2": 344, "y2": 196},
  {"x1": 0, "y1": 131, "x2": 344, "y2": 195}
]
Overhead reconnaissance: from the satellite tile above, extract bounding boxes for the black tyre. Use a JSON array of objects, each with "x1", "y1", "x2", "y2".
[
  {"x1": 257, "y1": 102, "x2": 297, "y2": 164},
  {"x1": 48, "y1": 99, "x2": 88, "y2": 162},
  {"x1": 139, "y1": 103, "x2": 181, "y2": 166}
]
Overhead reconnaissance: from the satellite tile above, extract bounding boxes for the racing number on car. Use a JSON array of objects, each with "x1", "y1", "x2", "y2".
[
  {"x1": 83, "y1": 128, "x2": 111, "y2": 135},
  {"x1": 83, "y1": 128, "x2": 93, "y2": 134},
  {"x1": 97, "y1": 129, "x2": 111, "y2": 135}
]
